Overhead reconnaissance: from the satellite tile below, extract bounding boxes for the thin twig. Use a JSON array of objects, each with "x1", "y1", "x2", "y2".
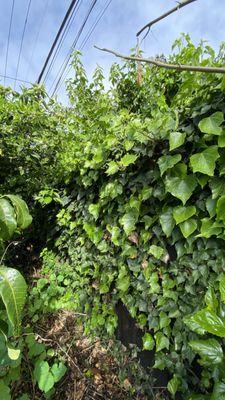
[
  {"x1": 137, "y1": 0, "x2": 198, "y2": 38},
  {"x1": 94, "y1": 45, "x2": 225, "y2": 74}
]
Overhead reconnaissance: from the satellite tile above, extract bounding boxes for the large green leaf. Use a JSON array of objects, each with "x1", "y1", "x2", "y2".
[
  {"x1": 173, "y1": 206, "x2": 196, "y2": 224},
  {"x1": 189, "y1": 309, "x2": 225, "y2": 337},
  {"x1": 142, "y1": 333, "x2": 154, "y2": 350},
  {"x1": 169, "y1": 131, "x2": 186, "y2": 151},
  {"x1": 199, "y1": 218, "x2": 222, "y2": 238},
  {"x1": 34, "y1": 360, "x2": 54, "y2": 393},
  {"x1": 157, "y1": 154, "x2": 181, "y2": 176},
  {"x1": 120, "y1": 153, "x2": 138, "y2": 167},
  {"x1": 179, "y1": 218, "x2": 197, "y2": 238},
  {"x1": 0, "y1": 267, "x2": 27, "y2": 335},
  {"x1": 119, "y1": 212, "x2": 137, "y2": 235},
  {"x1": 159, "y1": 208, "x2": 175, "y2": 237},
  {"x1": 165, "y1": 176, "x2": 197, "y2": 205},
  {"x1": 198, "y1": 112, "x2": 224, "y2": 135},
  {"x1": 219, "y1": 275, "x2": 225, "y2": 303},
  {"x1": 190, "y1": 146, "x2": 219, "y2": 176},
  {"x1": 0, "y1": 198, "x2": 17, "y2": 240},
  {"x1": 216, "y1": 196, "x2": 225, "y2": 222},
  {"x1": 155, "y1": 332, "x2": 169, "y2": 352},
  {"x1": 5, "y1": 195, "x2": 32, "y2": 230},
  {"x1": 211, "y1": 381, "x2": 225, "y2": 400},
  {"x1": 189, "y1": 339, "x2": 223, "y2": 364}
]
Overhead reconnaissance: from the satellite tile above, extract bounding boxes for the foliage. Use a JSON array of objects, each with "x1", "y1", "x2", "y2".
[{"x1": 2, "y1": 35, "x2": 225, "y2": 398}]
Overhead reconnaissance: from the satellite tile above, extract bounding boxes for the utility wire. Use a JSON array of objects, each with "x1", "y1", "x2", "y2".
[
  {"x1": 0, "y1": 73, "x2": 32, "y2": 85},
  {"x1": 54, "y1": 0, "x2": 112, "y2": 95},
  {"x1": 37, "y1": 0, "x2": 79, "y2": 84},
  {"x1": 26, "y1": 0, "x2": 50, "y2": 81},
  {"x1": 14, "y1": 0, "x2": 32, "y2": 90},
  {"x1": 50, "y1": 0, "x2": 98, "y2": 96},
  {"x1": 43, "y1": 0, "x2": 83, "y2": 84},
  {"x1": 4, "y1": 0, "x2": 15, "y2": 86},
  {"x1": 80, "y1": 0, "x2": 112, "y2": 50}
]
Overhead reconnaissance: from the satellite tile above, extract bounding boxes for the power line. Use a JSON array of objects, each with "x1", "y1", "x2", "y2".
[
  {"x1": 4, "y1": 0, "x2": 15, "y2": 86},
  {"x1": 80, "y1": 0, "x2": 112, "y2": 50},
  {"x1": 26, "y1": 0, "x2": 50, "y2": 81},
  {"x1": 53, "y1": 0, "x2": 112, "y2": 97},
  {"x1": 0, "y1": 74, "x2": 32, "y2": 85},
  {"x1": 50, "y1": 0, "x2": 98, "y2": 96},
  {"x1": 43, "y1": 0, "x2": 83, "y2": 84},
  {"x1": 14, "y1": 0, "x2": 32, "y2": 90},
  {"x1": 37, "y1": 0, "x2": 79, "y2": 84}
]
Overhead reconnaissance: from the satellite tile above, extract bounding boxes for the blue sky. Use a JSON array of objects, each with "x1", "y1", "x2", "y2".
[{"x1": 0, "y1": 0, "x2": 224, "y2": 101}]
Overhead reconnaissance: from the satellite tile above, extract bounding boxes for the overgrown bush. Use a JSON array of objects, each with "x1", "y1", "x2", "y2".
[{"x1": 2, "y1": 35, "x2": 225, "y2": 399}]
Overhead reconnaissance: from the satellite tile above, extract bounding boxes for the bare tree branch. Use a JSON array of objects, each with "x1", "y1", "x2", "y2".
[
  {"x1": 94, "y1": 45, "x2": 225, "y2": 74},
  {"x1": 136, "y1": 0, "x2": 198, "y2": 38}
]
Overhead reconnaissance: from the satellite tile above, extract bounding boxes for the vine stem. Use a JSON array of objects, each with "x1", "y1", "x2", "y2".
[{"x1": 94, "y1": 46, "x2": 225, "y2": 74}]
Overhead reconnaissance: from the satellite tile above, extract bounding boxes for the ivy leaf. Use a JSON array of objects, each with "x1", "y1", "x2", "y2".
[
  {"x1": 7, "y1": 346, "x2": 21, "y2": 360},
  {"x1": 120, "y1": 212, "x2": 137, "y2": 235},
  {"x1": 155, "y1": 332, "x2": 169, "y2": 352},
  {"x1": 5, "y1": 195, "x2": 32, "y2": 230},
  {"x1": 159, "y1": 208, "x2": 175, "y2": 237},
  {"x1": 34, "y1": 360, "x2": 54, "y2": 393},
  {"x1": 142, "y1": 332, "x2": 154, "y2": 350},
  {"x1": 169, "y1": 131, "x2": 186, "y2": 151},
  {"x1": 189, "y1": 339, "x2": 223, "y2": 364},
  {"x1": 211, "y1": 381, "x2": 225, "y2": 400},
  {"x1": 105, "y1": 161, "x2": 119, "y2": 175},
  {"x1": 206, "y1": 197, "x2": 216, "y2": 218},
  {"x1": 0, "y1": 198, "x2": 17, "y2": 240},
  {"x1": 190, "y1": 146, "x2": 219, "y2": 176},
  {"x1": 189, "y1": 309, "x2": 225, "y2": 337},
  {"x1": 205, "y1": 287, "x2": 218, "y2": 311},
  {"x1": 51, "y1": 362, "x2": 67, "y2": 383},
  {"x1": 210, "y1": 178, "x2": 225, "y2": 199},
  {"x1": 198, "y1": 112, "x2": 224, "y2": 135},
  {"x1": 173, "y1": 206, "x2": 196, "y2": 224},
  {"x1": 219, "y1": 275, "x2": 225, "y2": 303},
  {"x1": 218, "y1": 132, "x2": 225, "y2": 147},
  {"x1": 116, "y1": 266, "x2": 130, "y2": 292},
  {"x1": 167, "y1": 375, "x2": 179, "y2": 397},
  {"x1": 0, "y1": 267, "x2": 27, "y2": 335},
  {"x1": 199, "y1": 218, "x2": 222, "y2": 238},
  {"x1": 88, "y1": 203, "x2": 100, "y2": 220},
  {"x1": 157, "y1": 154, "x2": 181, "y2": 176},
  {"x1": 120, "y1": 154, "x2": 138, "y2": 167},
  {"x1": 165, "y1": 176, "x2": 197, "y2": 205},
  {"x1": 0, "y1": 382, "x2": 10, "y2": 400},
  {"x1": 216, "y1": 196, "x2": 225, "y2": 222},
  {"x1": 149, "y1": 245, "x2": 164, "y2": 259},
  {"x1": 179, "y1": 218, "x2": 197, "y2": 238}
]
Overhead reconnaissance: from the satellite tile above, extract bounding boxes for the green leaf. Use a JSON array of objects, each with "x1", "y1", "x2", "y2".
[
  {"x1": 210, "y1": 178, "x2": 225, "y2": 199},
  {"x1": 199, "y1": 218, "x2": 222, "y2": 238},
  {"x1": 211, "y1": 381, "x2": 225, "y2": 400},
  {"x1": 189, "y1": 339, "x2": 223, "y2": 364},
  {"x1": 198, "y1": 112, "x2": 224, "y2": 135},
  {"x1": 165, "y1": 176, "x2": 197, "y2": 205},
  {"x1": 0, "y1": 198, "x2": 17, "y2": 240},
  {"x1": 157, "y1": 154, "x2": 181, "y2": 176},
  {"x1": 7, "y1": 346, "x2": 20, "y2": 360},
  {"x1": 206, "y1": 197, "x2": 216, "y2": 218},
  {"x1": 149, "y1": 245, "x2": 164, "y2": 259},
  {"x1": 205, "y1": 287, "x2": 218, "y2": 311},
  {"x1": 88, "y1": 203, "x2": 100, "y2": 220},
  {"x1": 218, "y1": 132, "x2": 225, "y2": 147},
  {"x1": 120, "y1": 153, "x2": 138, "y2": 167},
  {"x1": 173, "y1": 206, "x2": 196, "y2": 224},
  {"x1": 0, "y1": 267, "x2": 27, "y2": 335},
  {"x1": 116, "y1": 266, "x2": 130, "y2": 292},
  {"x1": 105, "y1": 161, "x2": 119, "y2": 175},
  {"x1": 5, "y1": 195, "x2": 32, "y2": 230},
  {"x1": 34, "y1": 360, "x2": 55, "y2": 393},
  {"x1": 190, "y1": 308, "x2": 225, "y2": 337},
  {"x1": 219, "y1": 275, "x2": 225, "y2": 303},
  {"x1": 169, "y1": 131, "x2": 186, "y2": 151},
  {"x1": 159, "y1": 208, "x2": 175, "y2": 237},
  {"x1": 0, "y1": 381, "x2": 11, "y2": 400},
  {"x1": 216, "y1": 196, "x2": 225, "y2": 222},
  {"x1": 51, "y1": 362, "x2": 67, "y2": 383},
  {"x1": 167, "y1": 375, "x2": 179, "y2": 397},
  {"x1": 120, "y1": 212, "x2": 137, "y2": 235},
  {"x1": 179, "y1": 218, "x2": 197, "y2": 238},
  {"x1": 155, "y1": 332, "x2": 169, "y2": 352},
  {"x1": 190, "y1": 146, "x2": 219, "y2": 176},
  {"x1": 142, "y1": 333, "x2": 154, "y2": 350}
]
